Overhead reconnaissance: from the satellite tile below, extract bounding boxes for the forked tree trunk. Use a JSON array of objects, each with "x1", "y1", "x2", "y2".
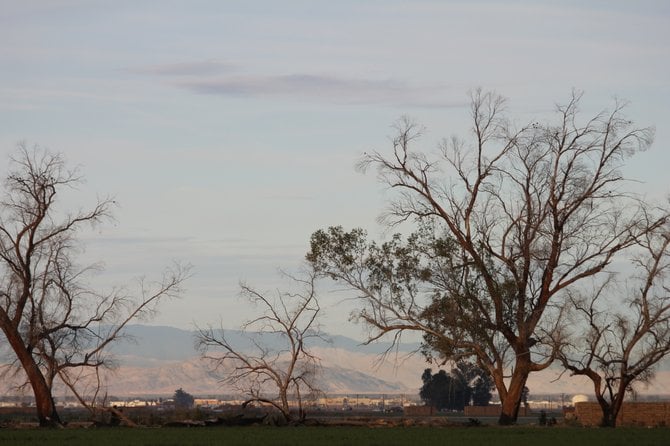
[
  {"x1": 498, "y1": 362, "x2": 529, "y2": 425},
  {"x1": 597, "y1": 396, "x2": 623, "y2": 428},
  {"x1": 600, "y1": 407, "x2": 616, "y2": 428}
]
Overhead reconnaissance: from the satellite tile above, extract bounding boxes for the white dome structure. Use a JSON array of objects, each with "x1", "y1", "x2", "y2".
[{"x1": 571, "y1": 394, "x2": 589, "y2": 405}]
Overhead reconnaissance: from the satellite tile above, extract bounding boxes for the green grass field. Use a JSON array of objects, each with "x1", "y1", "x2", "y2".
[{"x1": 0, "y1": 426, "x2": 668, "y2": 446}]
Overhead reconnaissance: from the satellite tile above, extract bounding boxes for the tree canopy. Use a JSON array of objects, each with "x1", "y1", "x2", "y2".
[
  {"x1": 308, "y1": 90, "x2": 667, "y2": 424},
  {"x1": 420, "y1": 362, "x2": 494, "y2": 411},
  {"x1": 173, "y1": 388, "x2": 195, "y2": 409}
]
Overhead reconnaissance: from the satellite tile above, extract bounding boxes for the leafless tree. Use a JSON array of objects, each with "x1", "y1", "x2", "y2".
[
  {"x1": 44, "y1": 264, "x2": 188, "y2": 425},
  {"x1": 198, "y1": 270, "x2": 322, "y2": 423},
  {"x1": 308, "y1": 90, "x2": 666, "y2": 424},
  {"x1": 0, "y1": 144, "x2": 190, "y2": 426},
  {"x1": 557, "y1": 221, "x2": 670, "y2": 427}
]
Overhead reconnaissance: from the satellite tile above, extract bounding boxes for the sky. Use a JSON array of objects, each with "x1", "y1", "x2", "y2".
[{"x1": 1, "y1": 0, "x2": 669, "y2": 338}]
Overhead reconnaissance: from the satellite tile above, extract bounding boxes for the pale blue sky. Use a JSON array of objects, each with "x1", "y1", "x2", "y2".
[{"x1": 1, "y1": 0, "x2": 669, "y2": 336}]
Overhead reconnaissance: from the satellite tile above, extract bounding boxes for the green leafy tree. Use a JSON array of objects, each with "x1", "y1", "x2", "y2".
[
  {"x1": 454, "y1": 361, "x2": 494, "y2": 407},
  {"x1": 173, "y1": 388, "x2": 195, "y2": 409},
  {"x1": 420, "y1": 362, "x2": 493, "y2": 410},
  {"x1": 420, "y1": 369, "x2": 454, "y2": 410},
  {"x1": 308, "y1": 90, "x2": 666, "y2": 424},
  {"x1": 521, "y1": 386, "x2": 530, "y2": 409}
]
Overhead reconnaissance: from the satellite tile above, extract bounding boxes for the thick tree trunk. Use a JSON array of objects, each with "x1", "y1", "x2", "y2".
[
  {"x1": 498, "y1": 364, "x2": 529, "y2": 425},
  {"x1": 597, "y1": 397, "x2": 621, "y2": 428},
  {"x1": 29, "y1": 368, "x2": 61, "y2": 427},
  {"x1": 600, "y1": 409, "x2": 616, "y2": 428},
  {"x1": 589, "y1": 377, "x2": 624, "y2": 428},
  {"x1": 1, "y1": 325, "x2": 62, "y2": 427}
]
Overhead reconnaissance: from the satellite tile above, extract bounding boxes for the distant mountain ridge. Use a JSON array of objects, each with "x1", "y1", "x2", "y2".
[
  {"x1": 112, "y1": 324, "x2": 422, "y2": 361},
  {"x1": 94, "y1": 324, "x2": 425, "y2": 396},
  {"x1": 0, "y1": 324, "x2": 425, "y2": 397},
  {"x1": 102, "y1": 325, "x2": 670, "y2": 397},
  {"x1": 2, "y1": 325, "x2": 668, "y2": 397},
  {"x1": 107, "y1": 324, "x2": 425, "y2": 370}
]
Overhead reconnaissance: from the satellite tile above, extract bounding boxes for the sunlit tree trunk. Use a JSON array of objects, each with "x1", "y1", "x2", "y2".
[
  {"x1": 1, "y1": 324, "x2": 61, "y2": 427},
  {"x1": 497, "y1": 359, "x2": 529, "y2": 425}
]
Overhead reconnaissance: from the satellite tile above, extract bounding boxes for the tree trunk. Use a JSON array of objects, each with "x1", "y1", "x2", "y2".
[
  {"x1": 598, "y1": 402, "x2": 616, "y2": 428},
  {"x1": 597, "y1": 397, "x2": 621, "y2": 428},
  {"x1": 498, "y1": 365, "x2": 528, "y2": 425},
  {"x1": 587, "y1": 375, "x2": 624, "y2": 428},
  {"x1": 1, "y1": 325, "x2": 62, "y2": 427},
  {"x1": 30, "y1": 369, "x2": 61, "y2": 427},
  {"x1": 279, "y1": 388, "x2": 291, "y2": 422},
  {"x1": 600, "y1": 411, "x2": 616, "y2": 427}
]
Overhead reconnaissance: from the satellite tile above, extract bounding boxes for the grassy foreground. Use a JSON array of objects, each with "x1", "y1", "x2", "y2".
[{"x1": 0, "y1": 426, "x2": 668, "y2": 446}]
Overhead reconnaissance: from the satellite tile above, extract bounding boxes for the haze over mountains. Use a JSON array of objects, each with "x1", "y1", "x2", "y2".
[
  {"x1": 105, "y1": 325, "x2": 423, "y2": 396},
  {"x1": 2, "y1": 325, "x2": 668, "y2": 398},
  {"x1": 102, "y1": 325, "x2": 670, "y2": 398}
]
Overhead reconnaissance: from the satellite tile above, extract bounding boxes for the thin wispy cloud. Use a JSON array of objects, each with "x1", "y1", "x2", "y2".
[
  {"x1": 131, "y1": 60, "x2": 235, "y2": 76},
  {"x1": 182, "y1": 73, "x2": 462, "y2": 108},
  {"x1": 177, "y1": 72, "x2": 463, "y2": 108},
  {"x1": 83, "y1": 235, "x2": 195, "y2": 246},
  {"x1": 132, "y1": 61, "x2": 463, "y2": 108},
  {"x1": 262, "y1": 193, "x2": 317, "y2": 201}
]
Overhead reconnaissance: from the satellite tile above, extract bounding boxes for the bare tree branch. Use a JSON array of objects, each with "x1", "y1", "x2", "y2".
[
  {"x1": 557, "y1": 219, "x2": 670, "y2": 427},
  {"x1": 197, "y1": 268, "x2": 323, "y2": 423},
  {"x1": 309, "y1": 90, "x2": 665, "y2": 425},
  {"x1": 0, "y1": 144, "x2": 191, "y2": 426}
]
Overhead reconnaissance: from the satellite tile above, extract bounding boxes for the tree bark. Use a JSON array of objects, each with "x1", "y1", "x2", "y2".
[
  {"x1": 597, "y1": 399, "x2": 616, "y2": 428},
  {"x1": 1, "y1": 324, "x2": 62, "y2": 427},
  {"x1": 596, "y1": 393, "x2": 625, "y2": 427},
  {"x1": 497, "y1": 361, "x2": 529, "y2": 425}
]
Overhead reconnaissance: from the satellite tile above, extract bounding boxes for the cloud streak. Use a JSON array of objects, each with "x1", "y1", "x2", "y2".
[
  {"x1": 175, "y1": 72, "x2": 461, "y2": 108},
  {"x1": 130, "y1": 60, "x2": 235, "y2": 77},
  {"x1": 131, "y1": 61, "x2": 464, "y2": 108}
]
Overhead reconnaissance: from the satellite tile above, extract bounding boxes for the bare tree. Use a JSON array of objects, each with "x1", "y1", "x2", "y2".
[
  {"x1": 198, "y1": 270, "x2": 322, "y2": 423},
  {"x1": 558, "y1": 221, "x2": 670, "y2": 427},
  {"x1": 307, "y1": 90, "x2": 666, "y2": 424},
  {"x1": 0, "y1": 144, "x2": 190, "y2": 426},
  {"x1": 42, "y1": 263, "x2": 188, "y2": 425}
]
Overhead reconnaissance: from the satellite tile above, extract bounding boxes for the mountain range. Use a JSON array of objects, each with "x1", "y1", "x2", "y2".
[
  {"x1": 102, "y1": 324, "x2": 424, "y2": 396},
  {"x1": 2, "y1": 324, "x2": 669, "y2": 398}
]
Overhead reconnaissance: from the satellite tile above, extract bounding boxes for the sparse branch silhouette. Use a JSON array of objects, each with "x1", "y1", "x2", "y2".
[
  {"x1": 557, "y1": 217, "x2": 670, "y2": 427},
  {"x1": 197, "y1": 269, "x2": 323, "y2": 424},
  {"x1": 307, "y1": 90, "x2": 667, "y2": 425},
  {"x1": 0, "y1": 144, "x2": 190, "y2": 427}
]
